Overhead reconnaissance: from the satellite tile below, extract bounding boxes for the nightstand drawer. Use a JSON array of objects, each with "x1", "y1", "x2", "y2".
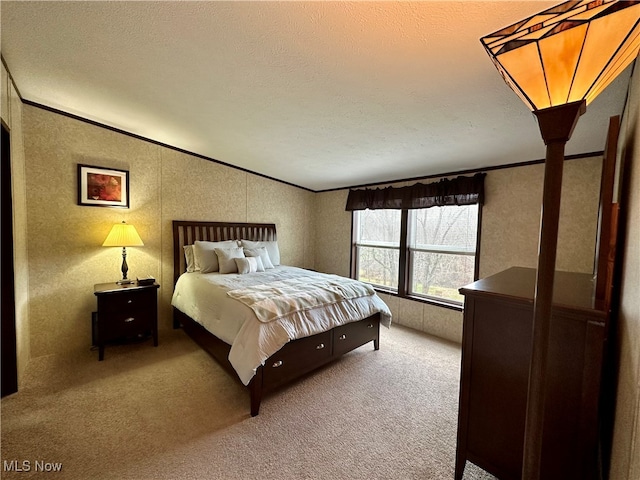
[
  {"x1": 98, "y1": 289, "x2": 155, "y2": 313},
  {"x1": 100, "y1": 309, "x2": 152, "y2": 339},
  {"x1": 94, "y1": 282, "x2": 160, "y2": 361}
]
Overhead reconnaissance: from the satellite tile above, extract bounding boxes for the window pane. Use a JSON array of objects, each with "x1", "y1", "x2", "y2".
[
  {"x1": 412, "y1": 204, "x2": 478, "y2": 249},
  {"x1": 357, "y1": 246, "x2": 399, "y2": 290},
  {"x1": 410, "y1": 252, "x2": 475, "y2": 303},
  {"x1": 358, "y1": 209, "x2": 401, "y2": 246}
]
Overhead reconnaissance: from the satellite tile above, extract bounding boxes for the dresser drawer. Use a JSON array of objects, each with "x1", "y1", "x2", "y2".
[
  {"x1": 98, "y1": 289, "x2": 155, "y2": 313},
  {"x1": 263, "y1": 330, "x2": 332, "y2": 388},
  {"x1": 333, "y1": 318, "x2": 379, "y2": 357},
  {"x1": 99, "y1": 309, "x2": 153, "y2": 341}
]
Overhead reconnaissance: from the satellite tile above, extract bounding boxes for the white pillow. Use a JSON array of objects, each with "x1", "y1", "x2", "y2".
[
  {"x1": 253, "y1": 255, "x2": 265, "y2": 272},
  {"x1": 215, "y1": 247, "x2": 245, "y2": 274},
  {"x1": 193, "y1": 240, "x2": 238, "y2": 273},
  {"x1": 183, "y1": 245, "x2": 197, "y2": 272},
  {"x1": 235, "y1": 256, "x2": 258, "y2": 275},
  {"x1": 241, "y1": 240, "x2": 280, "y2": 266},
  {"x1": 244, "y1": 246, "x2": 274, "y2": 269}
]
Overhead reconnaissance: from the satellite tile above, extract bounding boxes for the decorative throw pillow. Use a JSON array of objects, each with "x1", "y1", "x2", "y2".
[
  {"x1": 193, "y1": 240, "x2": 238, "y2": 273},
  {"x1": 253, "y1": 255, "x2": 266, "y2": 272},
  {"x1": 234, "y1": 256, "x2": 258, "y2": 275},
  {"x1": 241, "y1": 240, "x2": 280, "y2": 266},
  {"x1": 244, "y1": 246, "x2": 274, "y2": 269},
  {"x1": 214, "y1": 246, "x2": 245, "y2": 274},
  {"x1": 183, "y1": 245, "x2": 197, "y2": 272}
]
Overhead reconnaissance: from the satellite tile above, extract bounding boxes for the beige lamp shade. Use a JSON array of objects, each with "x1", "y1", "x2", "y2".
[
  {"x1": 102, "y1": 222, "x2": 144, "y2": 247},
  {"x1": 481, "y1": 0, "x2": 640, "y2": 111}
]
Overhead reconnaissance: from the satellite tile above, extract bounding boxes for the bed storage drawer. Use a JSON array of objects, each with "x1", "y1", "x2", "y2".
[
  {"x1": 333, "y1": 317, "x2": 379, "y2": 357},
  {"x1": 263, "y1": 330, "x2": 332, "y2": 388}
]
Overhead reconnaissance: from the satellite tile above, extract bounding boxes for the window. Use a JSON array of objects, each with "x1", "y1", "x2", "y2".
[
  {"x1": 347, "y1": 173, "x2": 485, "y2": 307},
  {"x1": 408, "y1": 205, "x2": 478, "y2": 304},
  {"x1": 352, "y1": 204, "x2": 480, "y2": 306},
  {"x1": 353, "y1": 209, "x2": 401, "y2": 290}
]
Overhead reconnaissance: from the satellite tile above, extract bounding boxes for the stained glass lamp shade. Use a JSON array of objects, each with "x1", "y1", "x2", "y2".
[{"x1": 481, "y1": 0, "x2": 640, "y2": 112}]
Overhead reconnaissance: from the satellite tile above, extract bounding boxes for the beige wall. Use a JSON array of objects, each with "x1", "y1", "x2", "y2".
[
  {"x1": 314, "y1": 189, "x2": 352, "y2": 278},
  {"x1": 21, "y1": 104, "x2": 315, "y2": 358},
  {"x1": 610, "y1": 63, "x2": 640, "y2": 480},
  {"x1": 480, "y1": 156, "x2": 602, "y2": 278},
  {"x1": 2, "y1": 62, "x2": 31, "y2": 386},
  {"x1": 314, "y1": 157, "x2": 603, "y2": 343},
  {"x1": 1, "y1": 64, "x2": 8, "y2": 121}
]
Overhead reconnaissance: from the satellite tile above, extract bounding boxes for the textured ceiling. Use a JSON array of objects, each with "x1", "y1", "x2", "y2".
[{"x1": 0, "y1": 1, "x2": 633, "y2": 191}]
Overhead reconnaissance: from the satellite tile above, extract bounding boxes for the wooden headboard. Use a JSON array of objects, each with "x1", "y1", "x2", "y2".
[{"x1": 172, "y1": 221, "x2": 277, "y2": 286}]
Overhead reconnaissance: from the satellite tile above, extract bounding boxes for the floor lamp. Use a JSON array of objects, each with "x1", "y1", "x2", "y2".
[{"x1": 480, "y1": 1, "x2": 640, "y2": 479}]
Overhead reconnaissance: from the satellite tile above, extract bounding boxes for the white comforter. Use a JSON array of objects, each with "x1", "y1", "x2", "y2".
[{"x1": 171, "y1": 266, "x2": 392, "y2": 385}]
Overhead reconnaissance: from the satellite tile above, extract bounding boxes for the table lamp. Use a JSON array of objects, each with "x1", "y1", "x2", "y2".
[{"x1": 102, "y1": 221, "x2": 144, "y2": 285}]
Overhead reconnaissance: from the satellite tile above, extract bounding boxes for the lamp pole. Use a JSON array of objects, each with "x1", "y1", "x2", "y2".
[{"x1": 522, "y1": 100, "x2": 586, "y2": 480}]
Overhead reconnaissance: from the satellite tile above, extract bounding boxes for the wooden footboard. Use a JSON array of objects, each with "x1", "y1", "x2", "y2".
[{"x1": 174, "y1": 308, "x2": 381, "y2": 416}]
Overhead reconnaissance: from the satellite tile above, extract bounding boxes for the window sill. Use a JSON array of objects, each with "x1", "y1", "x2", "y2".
[{"x1": 373, "y1": 288, "x2": 464, "y2": 312}]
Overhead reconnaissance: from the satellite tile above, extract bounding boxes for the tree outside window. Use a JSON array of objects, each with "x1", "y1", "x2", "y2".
[{"x1": 353, "y1": 204, "x2": 479, "y2": 305}]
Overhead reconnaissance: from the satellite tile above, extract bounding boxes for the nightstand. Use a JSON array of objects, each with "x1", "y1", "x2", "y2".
[{"x1": 93, "y1": 282, "x2": 159, "y2": 361}]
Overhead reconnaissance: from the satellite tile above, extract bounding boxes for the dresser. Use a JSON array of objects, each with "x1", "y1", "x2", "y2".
[
  {"x1": 455, "y1": 267, "x2": 608, "y2": 480},
  {"x1": 93, "y1": 282, "x2": 160, "y2": 361}
]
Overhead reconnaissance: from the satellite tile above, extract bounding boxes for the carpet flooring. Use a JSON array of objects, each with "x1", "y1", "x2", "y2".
[{"x1": 1, "y1": 324, "x2": 497, "y2": 479}]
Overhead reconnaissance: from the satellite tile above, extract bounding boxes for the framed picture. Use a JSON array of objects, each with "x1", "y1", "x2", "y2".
[{"x1": 77, "y1": 164, "x2": 129, "y2": 208}]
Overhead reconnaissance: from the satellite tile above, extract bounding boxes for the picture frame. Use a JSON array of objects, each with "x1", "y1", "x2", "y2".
[{"x1": 77, "y1": 164, "x2": 129, "y2": 208}]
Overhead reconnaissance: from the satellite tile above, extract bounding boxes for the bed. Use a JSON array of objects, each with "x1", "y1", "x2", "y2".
[{"x1": 171, "y1": 220, "x2": 392, "y2": 416}]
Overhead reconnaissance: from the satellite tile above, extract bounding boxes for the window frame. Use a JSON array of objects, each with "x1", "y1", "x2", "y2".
[{"x1": 351, "y1": 204, "x2": 483, "y2": 310}]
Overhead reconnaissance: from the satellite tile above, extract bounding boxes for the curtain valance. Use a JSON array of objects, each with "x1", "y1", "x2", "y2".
[{"x1": 345, "y1": 173, "x2": 486, "y2": 211}]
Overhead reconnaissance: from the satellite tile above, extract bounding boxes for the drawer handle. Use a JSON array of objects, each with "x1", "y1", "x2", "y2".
[
  {"x1": 367, "y1": 324, "x2": 374, "y2": 328},
  {"x1": 316, "y1": 343, "x2": 325, "y2": 350},
  {"x1": 272, "y1": 360, "x2": 283, "y2": 368},
  {"x1": 124, "y1": 317, "x2": 135, "y2": 323},
  {"x1": 339, "y1": 334, "x2": 347, "y2": 341}
]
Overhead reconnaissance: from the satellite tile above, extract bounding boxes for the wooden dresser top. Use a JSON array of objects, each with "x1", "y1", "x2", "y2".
[{"x1": 459, "y1": 267, "x2": 605, "y2": 314}]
